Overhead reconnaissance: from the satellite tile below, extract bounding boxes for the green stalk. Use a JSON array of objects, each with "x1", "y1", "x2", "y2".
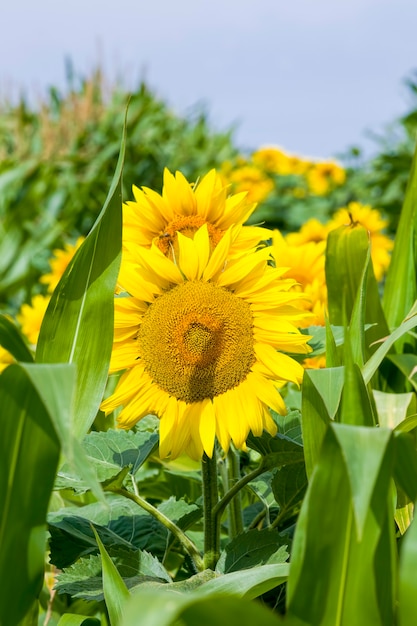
[
  {"x1": 227, "y1": 448, "x2": 244, "y2": 538},
  {"x1": 213, "y1": 460, "x2": 266, "y2": 529},
  {"x1": 113, "y1": 487, "x2": 204, "y2": 573},
  {"x1": 202, "y1": 450, "x2": 220, "y2": 570}
]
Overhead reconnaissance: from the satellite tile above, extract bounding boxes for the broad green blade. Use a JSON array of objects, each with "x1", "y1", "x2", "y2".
[
  {"x1": 287, "y1": 423, "x2": 396, "y2": 626},
  {"x1": 362, "y1": 304, "x2": 417, "y2": 385},
  {"x1": 374, "y1": 390, "x2": 414, "y2": 429},
  {"x1": 326, "y1": 224, "x2": 389, "y2": 355},
  {"x1": 301, "y1": 368, "x2": 343, "y2": 477},
  {"x1": 340, "y1": 328, "x2": 375, "y2": 427},
  {"x1": 22, "y1": 363, "x2": 105, "y2": 503},
  {"x1": 198, "y1": 563, "x2": 288, "y2": 599},
  {"x1": 333, "y1": 424, "x2": 392, "y2": 539},
  {"x1": 57, "y1": 617, "x2": 100, "y2": 626},
  {"x1": 383, "y1": 141, "x2": 417, "y2": 347},
  {"x1": 349, "y1": 247, "x2": 371, "y2": 368},
  {"x1": 393, "y1": 432, "x2": 417, "y2": 503},
  {"x1": 92, "y1": 527, "x2": 130, "y2": 626},
  {"x1": 36, "y1": 119, "x2": 126, "y2": 439},
  {"x1": 121, "y1": 588, "x2": 283, "y2": 626},
  {"x1": 398, "y1": 503, "x2": 417, "y2": 625},
  {"x1": 0, "y1": 364, "x2": 62, "y2": 626},
  {"x1": 325, "y1": 317, "x2": 340, "y2": 367}
]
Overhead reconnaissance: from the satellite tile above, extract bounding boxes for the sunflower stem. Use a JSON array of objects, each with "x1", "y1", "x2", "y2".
[
  {"x1": 227, "y1": 448, "x2": 244, "y2": 538},
  {"x1": 112, "y1": 486, "x2": 205, "y2": 573},
  {"x1": 213, "y1": 460, "x2": 266, "y2": 529},
  {"x1": 202, "y1": 450, "x2": 220, "y2": 570}
]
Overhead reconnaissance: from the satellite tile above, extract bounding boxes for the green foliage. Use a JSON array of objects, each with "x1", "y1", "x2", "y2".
[
  {"x1": 0, "y1": 71, "x2": 238, "y2": 313},
  {"x1": 0, "y1": 364, "x2": 64, "y2": 626}
]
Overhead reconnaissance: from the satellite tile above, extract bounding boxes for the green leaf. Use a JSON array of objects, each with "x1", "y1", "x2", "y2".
[
  {"x1": 393, "y1": 432, "x2": 417, "y2": 502},
  {"x1": 306, "y1": 366, "x2": 345, "y2": 419},
  {"x1": 198, "y1": 563, "x2": 289, "y2": 599},
  {"x1": 387, "y1": 353, "x2": 417, "y2": 391},
  {"x1": 92, "y1": 526, "x2": 130, "y2": 626},
  {"x1": 398, "y1": 503, "x2": 417, "y2": 625},
  {"x1": 57, "y1": 616, "x2": 100, "y2": 626},
  {"x1": 36, "y1": 117, "x2": 126, "y2": 439},
  {"x1": 301, "y1": 324, "x2": 345, "y2": 358},
  {"x1": 383, "y1": 140, "x2": 417, "y2": 348},
  {"x1": 0, "y1": 314, "x2": 33, "y2": 362},
  {"x1": 374, "y1": 390, "x2": 414, "y2": 428},
  {"x1": 333, "y1": 424, "x2": 392, "y2": 539},
  {"x1": 246, "y1": 431, "x2": 304, "y2": 470},
  {"x1": 340, "y1": 330, "x2": 376, "y2": 427},
  {"x1": 56, "y1": 546, "x2": 170, "y2": 601},
  {"x1": 325, "y1": 318, "x2": 341, "y2": 367},
  {"x1": 48, "y1": 496, "x2": 199, "y2": 568},
  {"x1": 326, "y1": 224, "x2": 389, "y2": 352},
  {"x1": 301, "y1": 368, "x2": 342, "y2": 478},
  {"x1": 22, "y1": 363, "x2": 105, "y2": 503},
  {"x1": 0, "y1": 364, "x2": 61, "y2": 626},
  {"x1": 287, "y1": 423, "x2": 396, "y2": 626},
  {"x1": 55, "y1": 429, "x2": 159, "y2": 491},
  {"x1": 271, "y1": 463, "x2": 308, "y2": 522},
  {"x1": 121, "y1": 588, "x2": 284, "y2": 626},
  {"x1": 215, "y1": 529, "x2": 288, "y2": 574},
  {"x1": 273, "y1": 409, "x2": 303, "y2": 445},
  {"x1": 362, "y1": 303, "x2": 417, "y2": 385}
]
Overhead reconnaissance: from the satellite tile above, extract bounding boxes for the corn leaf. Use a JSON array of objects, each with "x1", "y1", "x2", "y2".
[{"x1": 35, "y1": 117, "x2": 126, "y2": 439}]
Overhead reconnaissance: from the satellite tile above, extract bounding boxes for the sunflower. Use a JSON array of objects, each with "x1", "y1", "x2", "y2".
[
  {"x1": 101, "y1": 225, "x2": 311, "y2": 460},
  {"x1": 285, "y1": 218, "x2": 329, "y2": 246},
  {"x1": 122, "y1": 168, "x2": 269, "y2": 262},
  {"x1": 271, "y1": 231, "x2": 327, "y2": 326},
  {"x1": 40, "y1": 237, "x2": 85, "y2": 293},
  {"x1": 0, "y1": 346, "x2": 14, "y2": 373},
  {"x1": 17, "y1": 294, "x2": 50, "y2": 346}
]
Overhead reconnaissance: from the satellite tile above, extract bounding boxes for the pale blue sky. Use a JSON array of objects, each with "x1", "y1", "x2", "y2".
[{"x1": 2, "y1": 0, "x2": 417, "y2": 159}]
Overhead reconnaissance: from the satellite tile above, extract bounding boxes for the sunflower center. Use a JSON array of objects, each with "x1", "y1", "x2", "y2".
[
  {"x1": 155, "y1": 215, "x2": 224, "y2": 258},
  {"x1": 139, "y1": 281, "x2": 255, "y2": 403}
]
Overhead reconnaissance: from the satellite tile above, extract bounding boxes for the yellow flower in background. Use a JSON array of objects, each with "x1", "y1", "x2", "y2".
[
  {"x1": 286, "y1": 218, "x2": 329, "y2": 246},
  {"x1": 252, "y1": 146, "x2": 310, "y2": 177},
  {"x1": 123, "y1": 168, "x2": 269, "y2": 261},
  {"x1": 0, "y1": 346, "x2": 14, "y2": 373},
  {"x1": 17, "y1": 294, "x2": 50, "y2": 345},
  {"x1": 303, "y1": 355, "x2": 327, "y2": 369},
  {"x1": 102, "y1": 225, "x2": 311, "y2": 460},
  {"x1": 271, "y1": 231, "x2": 327, "y2": 326},
  {"x1": 40, "y1": 237, "x2": 85, "y2": 292},
  {"x1": 327, "y1": 202, "x2": 393, "y2": 280},
  {"x1": 221, "y1": 164, "x2": 274, "y2": 204},
  {"x1": 307, "y1": 160, "x2": 346, "y2": 196}
]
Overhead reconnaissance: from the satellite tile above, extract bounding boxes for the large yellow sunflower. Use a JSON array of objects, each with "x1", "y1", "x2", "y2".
[
  {"x1": 102, "y1": 225, "x2": 311, "y2": 460},
  {"x1": 122, "y1": 168, "x2": 269, "y2": 260}
]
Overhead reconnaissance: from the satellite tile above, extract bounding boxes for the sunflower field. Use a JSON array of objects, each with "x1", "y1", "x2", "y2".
[{"x1": 1, "y1": 69, "x2": 417, "y2": 626}]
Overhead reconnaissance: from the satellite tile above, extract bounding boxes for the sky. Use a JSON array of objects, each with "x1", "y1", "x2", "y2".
[{"x1": 2, "y1": 0, "x2": 417, "y2": 160}]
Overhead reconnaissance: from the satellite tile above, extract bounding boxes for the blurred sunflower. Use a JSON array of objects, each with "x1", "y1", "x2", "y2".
[
  {"x1": 306, "y1": 160, "x2": 346, "y2": 195},
  {"x1": 0, "y1": 346, "x2": 14, "y2": 373},
  {"x1": 271, "y1": 231, "x2": 327, "y2": 326},
  {"x1": 102, "y1": 225, "x2": 311, "y2": 460},
  {"x1": 285, "y1": 218, "x2": 329, "y2": 246},
  {"x1": 40, "y1": 237, "x2": 85, "y2": 293},
  {"x1": 17, "y1": 294, "x2": 50, "y2": 345},
  {"x1": 221, "y1": 163, "x2": 274, "y2": 204},
  {"x1": 122, "y1": 169, "x2": 269, "y2": 262}
]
